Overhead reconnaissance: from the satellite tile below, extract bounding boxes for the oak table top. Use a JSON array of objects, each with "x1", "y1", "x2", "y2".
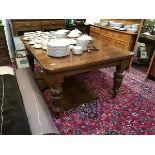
[
  {"x1": 21, "y1": 37, "x2": 134, "y2": 73},
  {"x1": 21, "y1": 36, "x2": 134, "y2": 117}
]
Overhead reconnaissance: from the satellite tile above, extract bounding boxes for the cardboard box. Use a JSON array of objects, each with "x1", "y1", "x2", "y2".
[
  {"x1": 16, "y1": 50, "x2": 29, "y2": 68},
  {"x1": 16, "y1": 50, "x2": 27, "y2": 58},
  {"x1": 16, "y1": 57, "x2": 29, "y2": 68}
]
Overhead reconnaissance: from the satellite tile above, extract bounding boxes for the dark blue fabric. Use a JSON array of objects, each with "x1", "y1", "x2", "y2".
[{"x1": 0, "y1": 75, "x2": 31, "y2": 135}]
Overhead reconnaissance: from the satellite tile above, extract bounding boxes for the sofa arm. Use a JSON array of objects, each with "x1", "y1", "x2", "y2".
[
  {"x1": 16, "y1": 68, "x2": 59, "y2": 135},
  {"x1": 0, "y1": 74, "x2": 31, "y2": 135}
]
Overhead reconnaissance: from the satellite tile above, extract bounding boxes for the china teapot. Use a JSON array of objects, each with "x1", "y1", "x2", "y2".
[
  {"x1": 67, "y1": 29, "x2": 82, "y2": 38},
  {"x1": 76, "y1": 35, "x2": 93, "y2": 50}
]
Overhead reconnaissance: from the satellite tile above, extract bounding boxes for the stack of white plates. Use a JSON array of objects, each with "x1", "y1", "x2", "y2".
[{"x1": 47, "y1": 40, "x2": 70, "y2": 57}]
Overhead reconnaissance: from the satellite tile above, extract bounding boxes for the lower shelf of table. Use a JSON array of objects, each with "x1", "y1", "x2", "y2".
[{"x1": 35, "y1": 73, "x2": 98, "y2": 111}]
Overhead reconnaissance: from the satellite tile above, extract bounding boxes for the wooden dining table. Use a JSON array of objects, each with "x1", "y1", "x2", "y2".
[{"x1": 21, "y1": 37, "x2": 134, "y2": 116}]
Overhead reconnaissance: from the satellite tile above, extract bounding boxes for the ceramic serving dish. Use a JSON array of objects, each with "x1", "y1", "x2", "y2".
[
  {"x1": 100, "y1": 22, "x2": 109, "y2": 27},
  {"x1": 127, "y1": 28, "x2": 138, "y2": 33},
  {"x1": 111, "y1": 22, "x2": 124, "y2": 28},
  {"x1": 72, "y1": 46, "x2": 83, "y2": 55}
]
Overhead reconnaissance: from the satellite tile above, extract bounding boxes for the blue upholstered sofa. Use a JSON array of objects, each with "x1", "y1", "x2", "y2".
[{"x1": 0, "y1": 66, "x2": 59, "y2": 135}]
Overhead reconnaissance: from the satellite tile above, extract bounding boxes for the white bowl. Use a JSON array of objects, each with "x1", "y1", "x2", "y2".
[
  {"x1": 127, "y1": 28, "x2": 138, "y2": 33},
  {"x1": 109, "y1": 21, "x2": 114, "y2": 26},
  {"x1": 124, "y1": 25, "x2": 132, "y2": 29},
  {"x1": 112, "y1": 26, "x2": 120, "y2": 30},
  {"x1": 119, "y1": 27, "x2": 127, "y2": 31},
  {"x1": 94, "y1": 22, "x2": 101, "y2": 25},
  {"x1": 112, "y1": 22, "x2": 124, "y2": 28},
  {"x1": 70, "y1": 29, "x2": 82, "y2": 34},
  {"x1": 70, "y1": 45, "x2": 74, "y2": 50},
  {"x1": 100, "y1": 22, "x2": 109, "y2": 27},
  {"x1": 54, "y1": 31, "x2": 66, "y2": 39},
  {"x1": 131, "y1": 25, "x2": 139, "y2": 29},
  {"x1": 72, "y1": 46, "x2": 83, "y2": 55},
  {"x1": 57, "y1": 29, "x2": 70, "y2": 34}
]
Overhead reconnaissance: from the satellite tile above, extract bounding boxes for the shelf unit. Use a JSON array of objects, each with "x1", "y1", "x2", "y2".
[
  {"x1": 90, "y1": 19, "x2": 142, "y2": 52},
  {"x1": 10, "y1": 19, "x2": 65, "y2": 36}
]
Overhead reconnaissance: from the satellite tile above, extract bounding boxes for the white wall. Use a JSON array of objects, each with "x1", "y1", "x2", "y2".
[
  {"x1": 2, "y1": 19, "x2": 15, "y2": 59},
  {"x1": 86, "y1": 18, "x2": 101, "y2": 24}
]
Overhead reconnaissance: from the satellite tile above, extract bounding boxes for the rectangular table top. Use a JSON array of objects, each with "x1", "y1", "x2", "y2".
[{"x1": 21, "y1": 37, "x2": 134, "y2": 73}]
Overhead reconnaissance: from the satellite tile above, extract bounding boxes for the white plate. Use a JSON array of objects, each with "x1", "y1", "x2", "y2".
[
  {"x1": 29, "y1": 41, "x2": 35, "y2": 45},
  {"x1": 24, "y1": 34, "x2": 30, "y2": 37},
  {"x1": 29, "y1": 32, "x2": 35, "y2": 34},
  {"x1": 42, "y1": 46, "x2": 47, "y2": 50},
  {"x1": 33, "y1": 44, "x2": 42, "y2": 49},
  {"x1": 57, "y1": 29, "x2": 70, "y2": 33},
  {"x1": 67, "y1": 34, "x2": 80, "y2": 38},
  {"x1": 23, "y1": 37, "x2": 29, "y2": 41},
  {"x1": 59, "y1": 39, "x2": 77, "y2": 45},
  {"x1": 119, "y1": 28, "x2": 127, "y2": 31},
  {"x1": 112, "y1": 26, "x2": 120, "y2": 30}
]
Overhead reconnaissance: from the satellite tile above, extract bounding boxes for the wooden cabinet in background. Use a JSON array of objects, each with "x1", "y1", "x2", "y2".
[
  {"x1": 40, "y1": 20, "x2": 65, "y2": 31},
  {"x1": 90, "y1": 26, "x2": 100, "y2": 39},
  {"x1": 90, "y1": 25, "x2": 137, "y2": 51},
  {"x1": 90, "y1": 19, "x2": 142, "y2": 52},
  {"x1": 0, "y1": 26, "x2": 10, "y2": 65},
  {"x1": 100, "y1": 19, "x2": 142, "y2": 26},
  {"x1": 10, "y1": 19, "x2": 65, "y2": 36}
]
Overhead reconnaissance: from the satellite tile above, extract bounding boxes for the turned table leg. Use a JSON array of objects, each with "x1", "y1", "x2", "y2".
[
  {"x1": 26, "y1": 52, "x2": 34, "y2": 71},
  {"x1": 112, "y1": 60, "x2": 128, "y2": 98},
  {"x1": 41, "y1": 72, "x2": 64, "y2": 118},
  {"x1": 51, "y1": 83, "x2": 63, "y2": 117}
]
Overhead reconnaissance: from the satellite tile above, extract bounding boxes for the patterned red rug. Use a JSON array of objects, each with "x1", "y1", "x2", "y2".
[{"x1": 41, "y1": 66, "x2": 155, "y2": 135}]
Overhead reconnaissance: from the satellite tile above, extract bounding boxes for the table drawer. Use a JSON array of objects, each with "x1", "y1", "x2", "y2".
[
  {"x1": 100, "y1": 35, "x2": 112, "y2": 46},
  {"x1": 100, "y1": 29, "x2": 107, "y2": 36},
  {"x1": 115, "y1": 32, "x2": 129, "y2": 41},
  {"x1": 41, "y1": 20, "x2": 65, "y2": 26},
  {"x1": 0, "y1": 38, "x2": 7, "y2": 47},
  {"x1": 106, "y1": 30, "x2": 116, "y2": 38},
  {"x1": 90, "y1": 32, "x2": 100, "y2": 39},
  {"x1": 13, "y1": 21, "x2": 40, "y2": 28},
  {"x1": 113, "y1": 39, "x2": 127, "y2": 50}
]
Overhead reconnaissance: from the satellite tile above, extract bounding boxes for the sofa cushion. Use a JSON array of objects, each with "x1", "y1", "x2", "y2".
[
  {"x1": 0, "y1": 74, "x2": 31, "y2": 135},
  {"x1": 16, "y1": 68, "x2": 59, "y2": 135},
  {"x1": 0, "y1": 66, "x2": 14, "y2": 75}
]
